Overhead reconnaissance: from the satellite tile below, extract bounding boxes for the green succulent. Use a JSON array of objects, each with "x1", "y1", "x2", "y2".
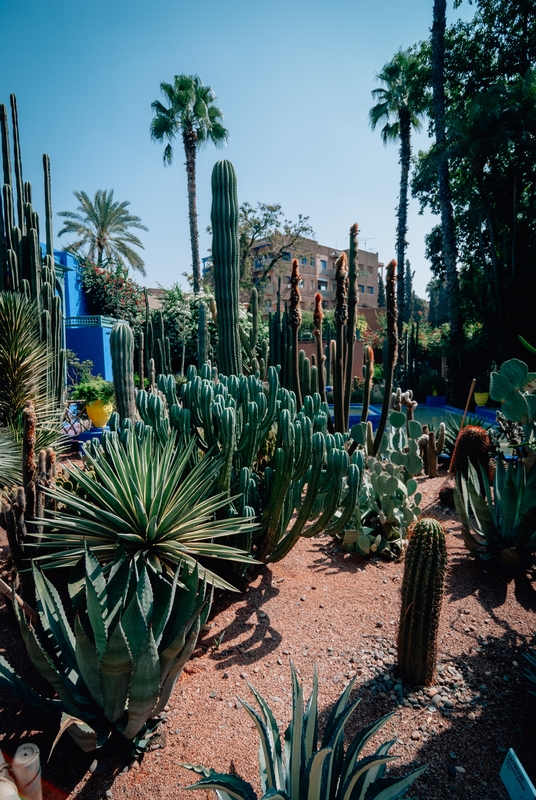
[
  {"x1": 454, "y1": 457, "x2": 536, "y2": 564},
  {"x1": 0, "y1": 546, "x2": 211, "y2": 751},
  {"x1": 490, "y1": 358, "x2": 536, "y2": 443},
  {"x1": 34, "y1": 428, "x2": 257, "y2": 590},
  {"x1": 443, "y1": 411, "x2": 493, "y2": 454},
  {"x1": 180, "y1": 664, "x2": 426, "y2": 800}
]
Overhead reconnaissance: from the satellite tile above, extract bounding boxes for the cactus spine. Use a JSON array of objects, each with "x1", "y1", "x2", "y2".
[
  {"x1": 110, "y1": 322, "x2": 137, "y2": 423},
  {"x1": 198, "y1": 300, "x2": 208, "y2": 366},
  {"x1": 211, "y1": 160, "x2": 242, "y2": 376},
  {"x1": 397, "y1": 518, "x2": 447, "y2": 686}
]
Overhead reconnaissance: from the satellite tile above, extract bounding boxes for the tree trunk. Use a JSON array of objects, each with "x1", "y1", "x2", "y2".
[
  {"x1": 183, "y1": 130, "x2": 201, "y2": 293},
  {"x1": 432, "y1": 0, "x2": 463, "y2": 398},
  {"x1": 396, "y1": 109, "x2": 411, "y2": 363}
]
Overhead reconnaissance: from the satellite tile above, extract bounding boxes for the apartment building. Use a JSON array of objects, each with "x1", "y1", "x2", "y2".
[{"x1": 253, "y1": 237, "x2": 382, "y2": 312}]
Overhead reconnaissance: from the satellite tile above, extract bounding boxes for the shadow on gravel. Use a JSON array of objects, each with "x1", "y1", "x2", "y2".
[{"x1": 197, "y1": 567, "x2": 283, "y2": 669}]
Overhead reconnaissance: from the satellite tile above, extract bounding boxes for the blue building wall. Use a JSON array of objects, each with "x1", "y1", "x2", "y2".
[{"x1": 52, "y1": 249, "x2": 118, "y2": 382}]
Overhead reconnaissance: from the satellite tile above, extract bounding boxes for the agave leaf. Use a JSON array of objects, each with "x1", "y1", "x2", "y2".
[
  {"x1": 248, "y1": 684, "x2": 284, "y2": 789},
  {"x1": 121, "y1": 626, "x2": 160, "y2": 739},
  {"x1": 180, "y1": 770, "x2": 258, "y2": 800},
  {"x1": 0, "y1": 654, "x2": 62, "y2": 715},
  {"x1": 285, "y1": 663, "x2": 304, "y2": 798},
  {"x1": 121, "y1": 590, "x2": 148, "y2": 661},
  {"x1": 340, "y1": 755, "x2": 397, "y2": 800},
  {"x1": 100, "y1": 621, "x2": 132, "y2": 723},
  {"x1": 240, "y1": 697, "x2": 277, "y2": 793},
  {"x1": 338, "y1": 711, "x2": 395, "y2": 788},
  {"x1": 74, "y1": 615, "x2": 104, "y2": 708},
  {"x1": 352, "y1": 740, "x2": 394, "y2": 800},
  {"x1": 32, "y1": 565, "x2": 77, "y2": 674},
  {"x1": 359, "y1": 764, "x2": 428, "y2": 799},
  {"x1": 305, "y1": 747, "x2": 332, "y2": 800},
  {"x1": 303, "y1": 665, "x2": 319, "y2": 762}
]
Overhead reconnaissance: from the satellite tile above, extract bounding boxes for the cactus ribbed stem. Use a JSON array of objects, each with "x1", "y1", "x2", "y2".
[
  {"x1": 212, "y1": 160, "x2": 242, "y2": 376},
  {"x1": 288, "y1": 258, "x2": 303, "y2": 410},
  {"x1": 110, "y1": 322, "x2": 136, "y2": 423},
  {"x1": 333, "y1": 252, "x2": 348, "y2": 432},
  {"x1": 361, "y1": 345, "x2": 374, "y2": 423},
  {"x1": 344, "y1": 223, "x2": 359, "y2": 430},
  {"x1": 313, "y1": 292, "x2": 328, "y2": 406},
  {"x1": 397, "y1": 518, "x2": 447, "y2": 686}
]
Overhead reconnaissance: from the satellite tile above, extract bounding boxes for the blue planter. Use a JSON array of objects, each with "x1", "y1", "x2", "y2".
[{"x1": 426, "y1": 395, "x2": 447, "y2": 407}]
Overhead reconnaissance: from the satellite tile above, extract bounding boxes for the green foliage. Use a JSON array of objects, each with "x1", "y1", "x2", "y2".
[
  {"x1": 397, "y1": 518, "x2": 447, "y2": 686},
  {"x1": 490, "y1": 357, "x2": 536, "y2": 443},
  {"x1": 58, "y1": 190, "x2": 148, "y2": 275},
  {"x1": 181, "y1": 663, "x2": 426, "y2": 800},
  {"x1": 0, "y1": 546, "x2": 211, "y2": 750},
  {"x1": 454, "y1": 457, "x2": 536, "y2": 565},
  {"x1": 77, "y1": 257, "x2": 145, "y2": 329},
  {"x1": 443, "y1": 411, "x2": 493, "y2": 454},
  {"x1": 70, "y1": 377, "x2": 115, "y2": 405},
  {"x1": 35, "y1": 429, "x2": 256, "y2": 590}
]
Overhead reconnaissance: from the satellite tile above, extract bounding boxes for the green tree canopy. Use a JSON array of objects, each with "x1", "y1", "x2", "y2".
[{"x1": 58, "y1": 190, "x2": 148, "y2": 275}]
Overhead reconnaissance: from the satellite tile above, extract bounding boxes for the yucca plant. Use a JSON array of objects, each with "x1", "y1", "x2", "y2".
[
  {"x1": 454, "y1": 457, "x2": 536, "y2": 565},
  {"x1": 0, "y1": 545, "x2": 211, "y2": 751},
  {"x1": 34, "y1": 429, "x2": 257, "y2": 590},
  {"x1": 180, "y1": 664, "x2": 426, "y2": 800}
]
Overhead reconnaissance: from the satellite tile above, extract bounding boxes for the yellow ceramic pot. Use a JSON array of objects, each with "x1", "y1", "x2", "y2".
[
  {"x1": 474, "y1": 392, "x2": 489, "y2": 406},
  {"x1": 86, "y1": 400, "x2": 113, "y2": 428}
]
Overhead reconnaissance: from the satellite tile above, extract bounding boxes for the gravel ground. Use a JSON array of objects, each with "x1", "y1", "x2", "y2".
[{"x1": 1, "y1": 468, "x2": 536, "y2": 799}]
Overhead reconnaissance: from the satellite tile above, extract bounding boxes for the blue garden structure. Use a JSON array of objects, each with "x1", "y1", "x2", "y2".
[{"x1": 55, "y1": 249, "x2": 119, "y2": 381}]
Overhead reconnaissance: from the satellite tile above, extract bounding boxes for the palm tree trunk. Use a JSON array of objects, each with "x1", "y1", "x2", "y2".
[
  {"x1": 183, "y1": 131, "x2": 201, "y2": 293},
  {"x1": 396, "y1": 108, "x2": 411, "y2": 360},
  {"x1": 432, "y1": 0, "x2": 463, "y2": 400}
]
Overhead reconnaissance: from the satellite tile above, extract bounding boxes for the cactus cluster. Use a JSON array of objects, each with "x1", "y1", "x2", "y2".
[
  {"x1": 397, "y1": 517, "x2": 447, "y2": 685},
  {"x1": 1, "y1": 96, "x2": 65, "y2": 407}
]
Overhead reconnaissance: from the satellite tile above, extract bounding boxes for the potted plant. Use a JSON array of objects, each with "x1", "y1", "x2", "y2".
[
  {"x1": 474, "y1": 373, "x2": 490, "y2": 406},
  {"x1": 71, "y1": 377, "x2": 115, "y2": 428},
  {"x1": 418, "y1": 372, "x2": 446, "y2": 405}
]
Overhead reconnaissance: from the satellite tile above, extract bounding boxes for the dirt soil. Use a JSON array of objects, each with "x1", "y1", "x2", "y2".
[{"x1": 1, "y1": 465, "x2": 536, "y2": 800}]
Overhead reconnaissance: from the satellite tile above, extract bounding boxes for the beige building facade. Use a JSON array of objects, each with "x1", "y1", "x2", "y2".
[{"x1": 253, "y1": 237, "x2": 382, "y2": 312}]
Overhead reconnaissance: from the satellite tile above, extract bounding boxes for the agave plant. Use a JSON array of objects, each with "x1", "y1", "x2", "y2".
[
  {"x1": 0, "y1": 545, "x2": 211, "y2": 751},
  {"x1": 180, "y1": 664, "x2": 426, "y2": 800},
  {"x1": 443, "y1": 411, "x2": 493, "y2": 455},
  {"x1": 454, "y1": 457, "x2": 536, "y2": 565},
  {"x1": 34, "y1": 428, "x2": 257, "y2": 590}
]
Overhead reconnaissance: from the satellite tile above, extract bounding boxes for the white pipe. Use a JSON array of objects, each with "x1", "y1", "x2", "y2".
[
  {"x1": 0, "y1": 751, "x2": 20, "y2": 800},
  {"x1": 12, "y1": 745, "x2": 41, "y2": 800}
]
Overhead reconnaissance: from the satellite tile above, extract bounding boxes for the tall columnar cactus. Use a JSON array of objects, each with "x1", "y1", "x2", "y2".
[
  {"x1": 249, "y1": 286, "x2": 259, "y2": 353},
  {"x1": 333, "y1": 251, "x2": 348, "y2": 432},
  {"x1": 344, "y1": 223, "x2": 359, "y2": 430},
  {"x1": 211, "y1": 160, "x2": 242, "y2": 376},
  {"x1": 373, "y1": 259, "x2": 398, "y2": 455},
  {"x1": 360, "y1": 345, "x2": 374, "y2": 424},
  {"x1": 288, "y1": 258, "x2": 303, "y2": 409},
  {"x1": 397, "y1": 517, "x2": 447, "y2": 686},
  {"x1": 198, "y1": 300, "x2": 208, "y2": 367},
  {"x1": 0, "y1": 95, "x2": 65, "y2": 406},
  {"x1": 110, "y1": 322, "x2": 136, "y2": 423}
]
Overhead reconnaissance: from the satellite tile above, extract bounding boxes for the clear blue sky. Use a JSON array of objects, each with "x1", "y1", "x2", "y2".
[{"x1": 0, "y1": 0, "x2": 473, "y2": 298}]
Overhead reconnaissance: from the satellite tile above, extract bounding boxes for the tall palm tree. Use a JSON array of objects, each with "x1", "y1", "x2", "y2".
[
  {"x1": 369, "y1": 49, "x2": 427, "y2": 339},
  {"x1": 58, "y1": 189, "x2": 148, "y2": 275},
  {"x1": 431, "y1": 0, "x2": 463, "y2": 394},
  {"x1": 150, "y1": 74, "x2": 228, "y2": 293}
]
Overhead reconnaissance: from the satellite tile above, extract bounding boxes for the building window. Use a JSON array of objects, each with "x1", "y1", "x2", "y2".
[
  {"x1": 318, "y1": 280, "x2": 329, "y2": 292},
  {"x1": 311, "y1": 280, "x2": 315, "y2": 291},
  {"x1": 358, "y1": 284, "x2": 365, "y2": 293},
  {"x1": 310, "y1": 257, "x2": 316, "y2": 266},
  {"x1": 320, "y1": 259, "x2": 327, "y2": 270},
  {"x1": 301, "y1": 257, "x2": 307, "y2": 266},
  {"x1": 367, "y1": 286, "x2": 374, "y2": 294},
  {"x1": 368, "y1": 264, "x2": 373, "y2": 273},
  {"x1": 282, "y1": 251, "x2": 291, "y2": 262}
]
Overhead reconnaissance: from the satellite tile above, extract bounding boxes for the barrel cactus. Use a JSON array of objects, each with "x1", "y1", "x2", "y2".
[{"x1": 397, "y1": 517, "x2": 447, "y2": 685}]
